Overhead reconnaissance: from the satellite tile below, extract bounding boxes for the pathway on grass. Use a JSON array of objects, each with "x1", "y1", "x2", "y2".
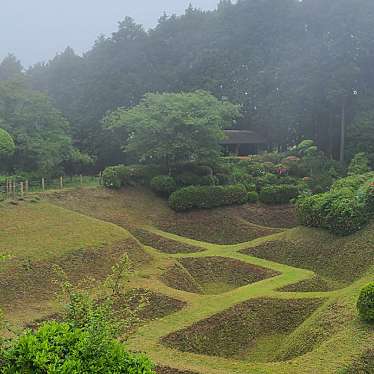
[{"x1": 126, "y1": 226, "x2": 350, "y2": 374}]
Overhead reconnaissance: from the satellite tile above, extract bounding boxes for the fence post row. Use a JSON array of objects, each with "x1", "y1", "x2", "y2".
[{"x1": 1, "y1": 175, "x2": 101, "y2": 200}]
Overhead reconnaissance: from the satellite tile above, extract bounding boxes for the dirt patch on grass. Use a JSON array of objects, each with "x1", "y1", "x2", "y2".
[
  {"x1": 338, "y1": 349, "x2": 374, "y2": 374},
  {"x1": 156, "y1": 367, "x2": 198, "y2": 374},
  {"x1": 161, "y1": 257, "x2": 278, "y2": 295},
  {"x1": 158, "y1": 211, "x2": 281, "y2": 244},
  {"x1": 278, "y1": 275, "x2": 340, "y2": 292},
  {"x1": 161, "y1": 298, "x2": 322, "y2": 361},
  {"x1": 243, "y1": 224, "x2": 374, "y2": 285},
  {"x1": 25, "y1": 288, "x2": 185, "y2": 332},
  {"x1": 133, "y1": 229, "x2": 203, "y2": 254},
  {"x1": 233, "y1": 204, "x2": 297, "y2": 228},
  {"x1": 0, "y1": 238, "x2": 151, "y2": 311}
]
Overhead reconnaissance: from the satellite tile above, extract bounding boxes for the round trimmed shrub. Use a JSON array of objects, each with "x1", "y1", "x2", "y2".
[
  {"x1": 247, "y1": 191, "x2": 259, "y2": 203},
  {"x1": 150, "y1": 175, "x2": 177, "y2": 196},
  {"x1": 357, "y1": 282, "x2": 374, "y2": 323},
  {"x1": 222, "y1": 184, "x2": 248, "y2": 205},
  {"x1": 364, "y1": 182, "x2": 374, "y2": 215},
  {"x1": 259, "y1": 185, "x2": 299, "y2": 205}
]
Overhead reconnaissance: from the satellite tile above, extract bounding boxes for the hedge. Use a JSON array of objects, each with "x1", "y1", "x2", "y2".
[
  {"x1": 169, "y1": 184, "x2": 247, "y2": 211},
  {"x1": 259, "y1": 185, "x2": 299, "y2": 205}
]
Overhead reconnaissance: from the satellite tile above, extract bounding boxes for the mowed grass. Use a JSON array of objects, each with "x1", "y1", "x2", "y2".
[
  {"x1": 0, "y1": 201, "x2": 130, "y2": 261},
  {"x1": 1, "y1": 187, "x2": 373, "y2": 374}
]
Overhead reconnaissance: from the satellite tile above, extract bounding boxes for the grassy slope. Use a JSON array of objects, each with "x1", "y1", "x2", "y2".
[
  {"x1": 0, "y1": 201, "x2": 129, "y2": 260},
  {"x1": 1, "y1": 188, "x2": 373, "y2": 374}
]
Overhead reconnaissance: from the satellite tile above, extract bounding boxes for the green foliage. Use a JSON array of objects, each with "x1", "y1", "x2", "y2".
[
  {"x1": 0, "y1": 80, "x2": 75, "y2": 176},
  {"x1": 102, "y1": 165, "x2": 128, "y2": 189},
  {"x1": 175, "y1": 173, "x2": 217, "y2": 187},
  {"x1": 296, "y1": 181, "x2": 370, "y2": 236},
  {"x1": 348, "y1": 152, "x2": 370, "y2": 176},
  {"x1": 103, "y1": 91, "x2": 241, "y2": 167},
  {"x1": 150, "y1": 175, "x2": 177, "y2": 196},
  {"x1": 332, "y1": 172, "x2": 374, "y2": 191},
  {"x1": 259, "y1": 185, "x2": 299, "y2": 205},
  {"x1": 363, "y1": 182, "x2": 374, "y2": 216},
  {"x1": 169, "y1": 184, "x2": 247, "y2": 211},
  {"x1": 247, "y1": 191, "x2": 259, "y2": 204},
  {"x1": 0, "y1": 321, "x2": 155, "y2": 373},
  {"x1": 0, "y1": 128, "x2": 15, "y2": 158},
  {"x1": 357, "y1": 282, "x2": 374, "y2": 323}
]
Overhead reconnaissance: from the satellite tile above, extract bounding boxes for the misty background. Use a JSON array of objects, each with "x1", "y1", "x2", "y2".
[{"x1": 0, "y1": 0, "x2": 219, "y2": 67}]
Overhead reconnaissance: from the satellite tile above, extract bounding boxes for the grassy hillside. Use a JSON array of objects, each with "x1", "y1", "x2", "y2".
[{"x1": 1, "y1": 187, "x2": 373, "y2": 374}]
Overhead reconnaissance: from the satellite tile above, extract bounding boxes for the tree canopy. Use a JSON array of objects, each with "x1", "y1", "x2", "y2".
[
  {"x1": 104, "y1": 90, "x2": 240, "y2": 167},
  {"x1": 0, "y1": 127, "x2": 15, "y2": 159},
  {"x1": 0, "y1": 79, "x2": 75, "y2": 176}
]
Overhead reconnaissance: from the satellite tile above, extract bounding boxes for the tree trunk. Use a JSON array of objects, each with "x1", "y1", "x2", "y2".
[{"x1": 339, "y1": 102, "x2": 345, "y2": 164}]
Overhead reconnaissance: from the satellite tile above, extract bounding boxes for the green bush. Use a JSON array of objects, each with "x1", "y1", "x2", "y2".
[
  {"x1": 325, "y1": 196, "x2": 368, "y2": 235},
  {"x1": 331, "y1": 172, "x2": 374, "y2": 191},
  {"x1": 259, "y1": 185, "x2": 299, "y2": 205},
  {"x1": 255, "y1": 173, "x2": 279, "y2": 191},
  {"x1": 357, "y1": 282, "x2": 374, "y2": 323},
  {"x1": 169, "y1": 184, "x2": 247, "y2": 211},
  {"x1": 150, "y1": 175, "x2": 177, "y2": 196},
  {"x1": 247, "y1": 191, "x2": 259, "y2": 203},
  {"x1": 348, "y1": 152, "x2": 370, "y2": 176},
  {"x1": 102, "y1": 165, "x2": 128, "y2": 189},
  {"x1": 364, "y1": 182, "x2": 374, "y2": 215},
  {"x1": 0, "y1": 321, "x2": 155, "y2": 373},
  {"x1": 296, "y1": 188, "x2": 369, "y2": 235}
]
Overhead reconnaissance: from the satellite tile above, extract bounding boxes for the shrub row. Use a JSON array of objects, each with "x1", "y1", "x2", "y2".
[
  {"x1": 357, "y1": 282, "x2": 374, "y2": 323},
  {"x1": 169, "y1": 184, "x2": 248, "y2": 211},
  {"x1": 259, "y1": 185, "x2": 299, "y2": 205}
]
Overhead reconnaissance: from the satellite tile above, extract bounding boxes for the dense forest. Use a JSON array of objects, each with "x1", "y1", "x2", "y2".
[{"x1": 1, "y1": 0, "x2": 374, "y2": 175}]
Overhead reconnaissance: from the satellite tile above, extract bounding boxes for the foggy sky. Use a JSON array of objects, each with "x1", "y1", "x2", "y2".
[{"x1": 0, "y1": 0, "x2": 219, "y2": 68}]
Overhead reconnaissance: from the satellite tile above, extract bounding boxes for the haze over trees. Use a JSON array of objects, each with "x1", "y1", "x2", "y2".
[{"x1": 1, "y1": 0, "x2": 374, "y2": 174}]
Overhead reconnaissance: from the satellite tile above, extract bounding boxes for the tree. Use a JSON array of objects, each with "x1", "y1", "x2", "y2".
[
  {"x1": 0, "y1": 79, "x2": 75, "y2": 176},
  {"x1": 0, "y1": 127, "x2": 15, "y2": 158},
  {"x1": 0, "y1": 54, "x2": 22, "y2": 81},
  {"x1": 103, "y1": 91, "x2": 241, "y2": 168}
]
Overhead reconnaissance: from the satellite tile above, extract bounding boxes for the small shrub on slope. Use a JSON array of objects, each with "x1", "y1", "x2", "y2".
[
  {"x1": 357, "y1": 282, "x2": 374, "y2": 323},
  {"x1": 150, "y1": 175, "x2": 177, "y2": 196},
  {"x1": 247, "y1": 191, "x2": 259, "y2": 203}
]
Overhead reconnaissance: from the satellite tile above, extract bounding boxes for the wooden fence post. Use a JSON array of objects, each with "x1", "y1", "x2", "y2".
[
  {"x1": 42, "y1": 178, "x2": 45, "y2": 191},
  {"x1": 13, "y1": 180, "x2": 16, "y2": 200},
  {"x1": 60, "y1": 176, "x2": 63, "y2": 189},
  {"x1": 25, "y1": 180, "x2": 29, "y2": 194},
  {"x1": 80, "y1": 174, "x2": 83, "y2": 186},
  {"x1": 20, "y1": 182, "x2": 24, "y2": 198}
]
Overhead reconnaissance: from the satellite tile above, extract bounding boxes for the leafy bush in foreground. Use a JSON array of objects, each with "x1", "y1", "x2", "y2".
[
  {"x1": 169, "y1": 184, "x2": 247, "y2": 211},
  {"x1": 357, "y1": 282, "x2": 374, "y2": 323},
  {"x1": 0, "y1": 128, "x2": 15, "y2": 158},
  {"x1": 259, "y1": 185, "x2": 299, "y2": 205},
  {"x1": 150, "y1": 175, "x2": 177, "y2": 196},
  {"x1": 1, "y1": 321, "x2": 155, "y2": 373}
]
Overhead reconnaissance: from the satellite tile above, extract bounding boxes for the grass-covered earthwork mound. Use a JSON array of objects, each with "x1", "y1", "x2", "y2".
[
  {"x1": 242, "y1": 224, "x2": 374, "y2": 287},
  {"x1": 160, "y1": 257, "x2": 279, "y2": 294},
  {"x1": 133, "y1": 229, "x2": 203, "y2": 254},
  {"x1": 162, "y1": 298, "x2": 323, "y2": 362}
]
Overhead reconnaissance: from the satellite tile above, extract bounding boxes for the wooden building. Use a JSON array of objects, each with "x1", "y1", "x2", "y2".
[{"x1": 220, "y1": 130, "x2": 267, "y2": 156}]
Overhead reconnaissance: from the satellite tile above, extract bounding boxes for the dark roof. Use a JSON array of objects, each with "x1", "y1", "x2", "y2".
[{"x1": 220, "y1": 130, "x2": 267, "y2": 145}]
